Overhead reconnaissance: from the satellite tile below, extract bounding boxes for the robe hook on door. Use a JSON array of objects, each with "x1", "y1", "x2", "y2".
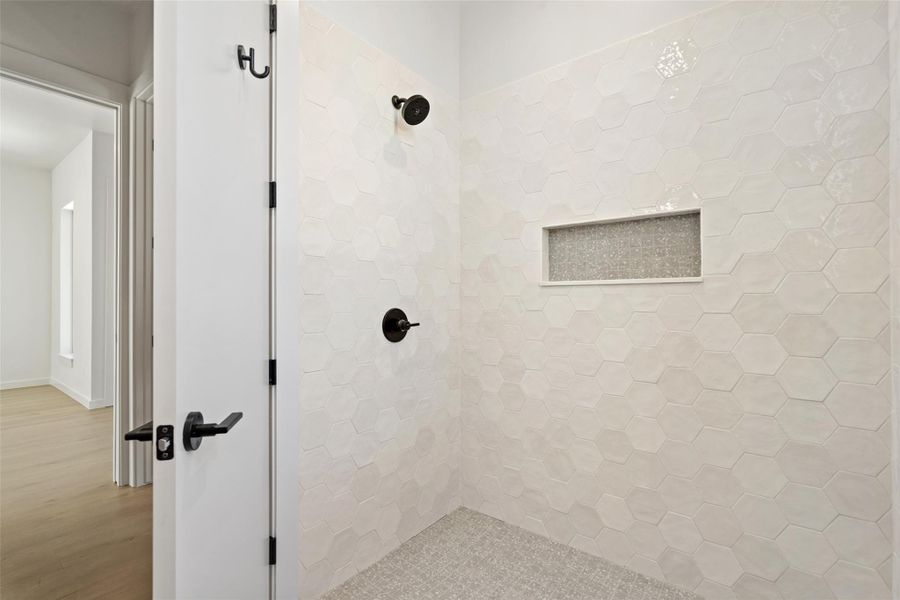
[{"x1": 237, "y1": 44, "x2": 270, "y2": 79}]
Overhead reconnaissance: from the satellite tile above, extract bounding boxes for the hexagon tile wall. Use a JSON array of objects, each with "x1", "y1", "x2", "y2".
[
  {"x1": 297, "y1": 5, "x2": 462, "y2": 598},
  {"x1": 460, "y1": 2, "x2": 892, "y2": 599},
  {"x1": 298, "y1": 2, "x2": 894, "y2": 599}
]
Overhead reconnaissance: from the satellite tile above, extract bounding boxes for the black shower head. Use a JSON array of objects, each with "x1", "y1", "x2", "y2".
[{"x1": 392, "y1": 94, "x2": 430, "y2": 125}]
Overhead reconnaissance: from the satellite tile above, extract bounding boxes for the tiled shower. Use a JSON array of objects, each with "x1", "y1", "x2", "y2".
[{"x1": 297, "y1": 2, "x2": 899, "y2": 599}]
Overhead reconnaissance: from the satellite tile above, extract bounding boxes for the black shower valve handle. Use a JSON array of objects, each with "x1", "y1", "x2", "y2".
[
  {"x1": 382, "y1": 308, "x2": 419, "y2": 342},
  {"x1": 398, "y1": 319, "x2": 420, "y2": 332}
]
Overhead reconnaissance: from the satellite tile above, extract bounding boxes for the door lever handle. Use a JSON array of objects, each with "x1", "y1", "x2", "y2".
[
  {"x1": 183, "y1": 411, "x2": 243, "y2": 451},
  {"x1": 125, "y1": 420, "x2": 153, "y2": 442},
  {"x1": 194, "y1": 412, "x2": 242, "y2": 436}
]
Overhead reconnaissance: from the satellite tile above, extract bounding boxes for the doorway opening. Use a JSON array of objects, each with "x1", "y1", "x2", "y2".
[
  {"x1": 1, "y1": 76, "x2": 117, "y2": 408},
  {"x1": 0, "y1": 71, "x2": 152, "y2": 600},
  {"x1": 0, "y1": 0, "x2": 154, "y2": 596}
]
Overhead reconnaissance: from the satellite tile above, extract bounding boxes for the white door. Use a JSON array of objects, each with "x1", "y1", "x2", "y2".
[{"x1": 153, "y1": 2, "x2": 274, "y2": 598}]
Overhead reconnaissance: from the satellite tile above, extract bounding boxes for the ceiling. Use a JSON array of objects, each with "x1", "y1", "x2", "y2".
[
  {"x1": 0, "y1": 0, "x2": 152, "y2": 86},
  {"x1": 0, "y1": 77, "x2": 116, "y2": 170}
]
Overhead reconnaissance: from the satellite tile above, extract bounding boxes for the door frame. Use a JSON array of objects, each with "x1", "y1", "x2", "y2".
[
  {"x1": 128, "y1": 82, "x2": 154, "y2": 487},
  {"x1": 273, "y1": 2, "x2": 300, "y2": 595},
  {"x1": 0, "y1": 67, "x2": 130, "y2": 485}
]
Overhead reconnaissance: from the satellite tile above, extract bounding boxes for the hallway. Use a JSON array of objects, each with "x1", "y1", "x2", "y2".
[{"x1": 0, "y1": 385, "x2": 151, "y2": 599}]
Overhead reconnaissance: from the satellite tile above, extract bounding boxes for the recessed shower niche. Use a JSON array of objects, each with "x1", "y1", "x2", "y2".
[{"x1": 542, "y1": 209, "x2": 702, "y2": 285}]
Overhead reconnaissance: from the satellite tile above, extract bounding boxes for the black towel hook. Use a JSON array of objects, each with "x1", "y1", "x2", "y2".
[{"x1": 237, "y1": 45, "x2": 270, "y2": 79}]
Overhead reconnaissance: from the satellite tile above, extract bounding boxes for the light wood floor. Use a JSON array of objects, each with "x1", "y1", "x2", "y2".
[{"x1": 1, "y1": 385, "x2": 151, "y2": 599}]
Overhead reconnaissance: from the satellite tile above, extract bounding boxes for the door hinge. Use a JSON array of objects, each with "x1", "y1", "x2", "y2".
[
  {"x1": 268, "y1": 359, "x2": 277, "y2": 385},
  {"x1": 269, "y1": 180, "x2": 276, "y2": 208},
  {"x1": 268, "y1": 536, "x2": 276, "y2": 565},
  {"x1": 269, "y1": 4, "x2": 277, "y2": 33}
]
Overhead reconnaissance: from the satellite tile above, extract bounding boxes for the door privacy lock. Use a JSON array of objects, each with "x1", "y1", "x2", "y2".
[
  {"x1": 237, "y1": 45, "x2": 270, "y2": 79},
  {"x1": 382, "y1": 308, "x2": 420, "y2": 343},
  {"x1": 183, "y1": 411, "x2": 244, "y2": 451},
  {"x1": 125, "y1": 421, "x2": 174, "y2": 461},
  {"x1": 156, "y1": 425, "x2": 174, "y2": 461}
]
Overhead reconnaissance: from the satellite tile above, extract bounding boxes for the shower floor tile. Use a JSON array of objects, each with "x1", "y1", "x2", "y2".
[{"x1": 321, "y1": 508, "x2": 701, "y2": 600}]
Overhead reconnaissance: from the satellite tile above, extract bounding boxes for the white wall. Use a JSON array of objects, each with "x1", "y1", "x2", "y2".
[
  {"x1": 305, "y1": 1, "x2": 725, "y2": 98},
  {"x1": 46, "y1": 130, "x2": 114, "y2": 409},
  {"x1": 460, "y1": 0, "x2": 722, "y2": 97},
  {"x1": 0, "y1": 162, "x2": 52, "y2": 388},
  {"x1": 50, "y1": 134, "x2": 94, "y2": 407},
  {"x1": 130, "y1": 1, "x2": 153, "y2": 90},
  {"x1": 461, "y1": 1, "x2": 892, "y2": 597},
  {"x1": 91, "y1": 132, "x2": 114, "y2": 408},
  {"x1": 297, "y1": 5, "x2": 461, "y2": 597},
  {"x1": 0, "y1": 1, "x2": 151, "y2": 86},
  {"x1": 306, "y1": 0, "x2": 461, "y2": 98}
]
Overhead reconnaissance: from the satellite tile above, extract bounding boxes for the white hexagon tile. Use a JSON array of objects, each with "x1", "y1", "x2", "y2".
[
  {"x1": 297, "y1": 5, "x2": 461, "y2": 598},
  {"x1": 298, "y1": 1, "x2": 895, "y2": 599},
  {"x1": 459, "y1": 1, "x2": 891, "y2": 600}
]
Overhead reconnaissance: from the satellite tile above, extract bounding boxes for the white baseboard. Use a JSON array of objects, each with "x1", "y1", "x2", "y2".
[
  {"x1": 89, "y1": 397, "x2": 113, "y2": 409},
  {"x1": 0, "y1": 378, "x2": 51, "y2": 390},
  {"x1": 49, "y1": 380, "x2": 111, "y2": 409}
]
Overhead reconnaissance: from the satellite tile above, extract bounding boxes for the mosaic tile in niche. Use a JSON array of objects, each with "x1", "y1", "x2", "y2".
[{"x1": 547, "y1": 212, "x2": 701, "y2": 282}]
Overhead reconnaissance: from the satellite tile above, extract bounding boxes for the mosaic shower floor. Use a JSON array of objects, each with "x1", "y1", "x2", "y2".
[{"x1": 322, "y1": 508, "x2": 701, "y2": 600}]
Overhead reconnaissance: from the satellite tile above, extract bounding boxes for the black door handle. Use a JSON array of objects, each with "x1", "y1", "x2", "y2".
[
  {"x1": 125, "y1": 420, "x2": 153, "y2": 442},
  {"x1": 183, "y1": 411, "x2": 243, "y2": 451}
]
